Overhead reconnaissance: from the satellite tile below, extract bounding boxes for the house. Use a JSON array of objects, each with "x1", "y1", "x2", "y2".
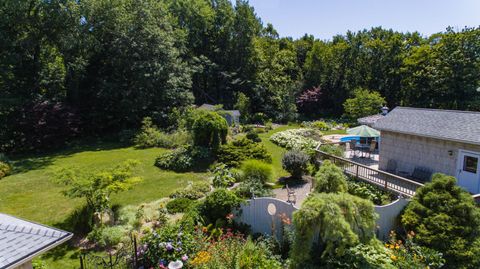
[
  {"x1": 198, "y1": 103, "x2": 241, "y2": 126},
  {"x1": 374, "y1": 107, "x2": 480, "y2": 193},
  {"x1": 0, "y1": 213, "x2": 73, "y2": 269}
]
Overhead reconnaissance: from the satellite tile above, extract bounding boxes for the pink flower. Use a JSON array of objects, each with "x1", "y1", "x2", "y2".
[{"x1": 182, "y1": 254, "x2": 188, "y2": 261}]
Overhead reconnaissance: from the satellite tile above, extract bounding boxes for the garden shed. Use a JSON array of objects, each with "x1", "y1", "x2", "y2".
[
  {"x1": 374, "y1": 107, "x2": 480, "y2": 194},
  {"x1": 0, "y1": 213, "x2": 72, "y2": 269},
  {"x1": 199, "y1": 103, "x2": 240, "y2": 126}
]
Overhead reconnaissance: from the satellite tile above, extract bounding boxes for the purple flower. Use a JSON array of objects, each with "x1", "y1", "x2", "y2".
[
  {"x1": 175, "y1": 247, "x2": 182, "y2": 252},
  {"x1": 166, "y1": 242, "x2": 174, "y2": 251}
]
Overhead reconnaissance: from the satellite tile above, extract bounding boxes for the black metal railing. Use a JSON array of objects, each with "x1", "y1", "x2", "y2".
[{"x1": 315, "y1": 149, "x2": 424, "y2": 197}]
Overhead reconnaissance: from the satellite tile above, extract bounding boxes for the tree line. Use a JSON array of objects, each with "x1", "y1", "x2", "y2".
[{"x1": 1, "y1": 0, "x2": 479, "y2": 152}]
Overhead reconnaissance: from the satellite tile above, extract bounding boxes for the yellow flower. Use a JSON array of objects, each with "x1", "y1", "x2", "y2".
[
  {"x1": 191, "y1": 251, "x2": 211, "y2": 265},
  {"x1": 390, "y1": 254, "x2": 397, "y2": 261}
]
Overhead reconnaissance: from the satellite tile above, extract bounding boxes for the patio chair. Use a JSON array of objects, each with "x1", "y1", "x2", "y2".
[
  {"x1": 386, "y1": 159, "x2": 397, "y2": 174},
  {"x1": 286, "y1": 184, "x2": 296, "y2": 204},
  {"x1": 348, "y1": 139, "x2": 357, "y2": 158},
  {"x1": 409, "y1": 166, "x2": 433, "y2": 183},
  {"x1": 366, "y1": 141, "x2": 377, "y2": 158}
]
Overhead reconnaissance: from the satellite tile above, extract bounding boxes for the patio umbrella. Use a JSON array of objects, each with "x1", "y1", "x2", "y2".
[{"x1": 347, "y1": 125, "x2": 380, "y2": 137}]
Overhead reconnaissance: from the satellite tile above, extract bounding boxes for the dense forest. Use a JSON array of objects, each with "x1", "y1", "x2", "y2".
[{"x1": 1, "y1": 0, "x2": 480, "y2": 152}]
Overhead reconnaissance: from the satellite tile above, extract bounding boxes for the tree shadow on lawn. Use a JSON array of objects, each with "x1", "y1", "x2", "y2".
[
  {"x1": 276, "y1": 176, "x2": 312, "y2": 188},
  {"x1": 54, "y1": 205, "x2": 93, "y2": 236},
  {"x1": 42, "y1": 205, "x2": 94, "y2": 262},
  {"x1": 41, "y1": 241, "x2": 80, "y2": 262},
  {"x1": 9, "y1": 139, "x2": 128, "y2": 174}
]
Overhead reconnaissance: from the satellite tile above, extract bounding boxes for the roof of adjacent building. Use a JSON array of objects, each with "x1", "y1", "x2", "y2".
[
  {"x1": 199, "y1": 104, "x2": 240, "y2": 116},
  {"x1": 225, "y1": 110, "x2": 240, "y2": 116},
  {"x1": 374, "y1": 107, "x2": 480, "y2": 145},
  {"x1": 357, "y1": 114, "x2": 385, "y2": 126},
  {"x1": 198, "y1": 103, "x2": 216, "y2": 110},
  {"x1": 0, "y1": 213, "x2": 73, "y2": 269}
]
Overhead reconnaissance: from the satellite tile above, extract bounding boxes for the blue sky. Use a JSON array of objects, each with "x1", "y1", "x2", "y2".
[{"x1": 245, "y1": 0, "x2": 480, "y2": 39}]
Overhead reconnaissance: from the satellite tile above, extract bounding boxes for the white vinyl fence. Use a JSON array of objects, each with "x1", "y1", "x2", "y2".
[
  {"x1": 374, "y1": 198, "x2": 410, "y2": 240},
  {"x1": 234, "y1": 197, "x2": 409, "y2": 242},
  {"x1": 234, "y1": 197, "x2": 298, "y2": 241}
]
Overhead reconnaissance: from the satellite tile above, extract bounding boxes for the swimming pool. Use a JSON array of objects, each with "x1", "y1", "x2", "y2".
[{"x1": 340, "y1": 136, "x2": 361, "y2": 142}]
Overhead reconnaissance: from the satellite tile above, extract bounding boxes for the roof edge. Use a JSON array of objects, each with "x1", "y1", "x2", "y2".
[
  {"x1": 4, "y1": 232, "x2": 73, "y2": 269},
  {"x1": 377, "y1": 127, "x2": 480, "y2": 146},
  {"x1": 393, "y1": 106, "x2": 480, "y2": 115}
]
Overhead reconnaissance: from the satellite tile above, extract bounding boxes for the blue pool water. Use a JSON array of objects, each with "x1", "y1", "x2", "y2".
[{"x1": 340, "y1": 136, "x2": 361, "y2": 142}]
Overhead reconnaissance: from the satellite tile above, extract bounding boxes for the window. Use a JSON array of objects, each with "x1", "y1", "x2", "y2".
[{"x1": 463, "y1": 156, "x2": 478, "y2": 173}]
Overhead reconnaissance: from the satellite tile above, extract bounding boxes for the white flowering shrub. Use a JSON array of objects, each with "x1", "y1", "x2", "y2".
[{"x1": 269, "y1": 128, "x2": 321, "y2": 150}]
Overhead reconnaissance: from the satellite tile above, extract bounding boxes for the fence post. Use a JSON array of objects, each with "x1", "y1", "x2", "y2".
[
  {"x1": 79, "y1": 254, "x2": 84, "y2": 269},
  {"x1": 133, "y1": 233, "x2": 138, "y2": 267},
  {"x1": 356, "y1": 165, "x2": 359, "y2": 179}
]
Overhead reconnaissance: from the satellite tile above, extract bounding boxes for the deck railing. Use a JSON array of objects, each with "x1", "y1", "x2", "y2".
[{"x1": 315, "y1": 149, "x2": 424, "y2": 197}]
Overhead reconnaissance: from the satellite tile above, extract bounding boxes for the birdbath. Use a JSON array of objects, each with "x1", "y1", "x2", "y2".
[{"x1": 168, "y1": 260, "x2": 183, "y2": 269}]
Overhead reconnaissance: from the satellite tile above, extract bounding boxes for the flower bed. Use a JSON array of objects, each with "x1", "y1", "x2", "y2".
[
  {"x1": 269, "y1": 128, "x2": 321, "y2": 151},
  {"x1": 138, "y1": 226, "x2": 282, "y2": 268}
]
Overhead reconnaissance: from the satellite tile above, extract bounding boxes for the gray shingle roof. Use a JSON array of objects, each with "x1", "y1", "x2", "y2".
[
  {"x1": 373, "y1": 107, "x2": 480, "y2": 145},
  {"x1": 0, "y1": 213, "x2": 72, "y2": 269},
  {"x1": 357, "y1": 114, "x2": 385, "y2": 126},
  {"x1": 225, "y1": 110, "x2": 240, "y2": 116}
]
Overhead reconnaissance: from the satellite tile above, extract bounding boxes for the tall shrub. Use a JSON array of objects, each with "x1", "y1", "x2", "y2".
[
  {"x1": 192, "y1": 110, "x2": 228, "y2": 150},
  {"x1": 240, "y1": 160, "x2": 273, "y2": 184},
  {"x1": 314, "y1": 160, "x2": 348, "y2": 193},
  {"x1": 2, "y1": 101, "x2": 80, "y2": 153},
  {"x1": 401, "y1": 174, "x2": 480, "y2": 268},
  {"x1": 282, "y1": 150, "x2": 309, "y2": 179},
  {"x1": 201, "y1": 189, "x2": 242, "y2": 224}
]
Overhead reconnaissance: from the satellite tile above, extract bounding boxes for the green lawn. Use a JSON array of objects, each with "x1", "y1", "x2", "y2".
[
  {"x1": 258, "y1": 125, "x2": 300, "y2": 180},
  {"x1": 0, "y1": 142, "x2": 208, "y2": 268},
  {"x1": 0, "y1": 125, "x2": 342, "y2": 268},
  {"x1": 258, "y1": 125, "x2": 346, "y2": 181},
  {"x1": 0, "y1": 143, "x2": 207, "y2": 226}
]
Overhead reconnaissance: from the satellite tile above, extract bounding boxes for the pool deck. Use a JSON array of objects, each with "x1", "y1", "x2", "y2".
[{"x1": 322, "y1": 134, "x2": 351, "y2": 143}]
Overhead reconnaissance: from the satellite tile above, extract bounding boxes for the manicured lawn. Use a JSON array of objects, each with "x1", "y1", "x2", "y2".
[
  {"x1": 0, "y1": 143, "x2": 207, "y2": 226},
  {"x1": 0, "y1": 125, "x2": 343, "y2": 268},
  {"x1": 0, "y1": 142, "x2": 208, "y2": 268},
  {"x1": 258, "y1": 125, "x2": 300, "y2": 180}
]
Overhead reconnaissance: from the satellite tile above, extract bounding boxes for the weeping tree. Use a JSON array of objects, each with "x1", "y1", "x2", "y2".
[
  {"x1": 291, "y1": 192, "x2": 378, "y2": 266},
  {"x1": 191, "y1": 110, "x2": 229, "y2": 150}
]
